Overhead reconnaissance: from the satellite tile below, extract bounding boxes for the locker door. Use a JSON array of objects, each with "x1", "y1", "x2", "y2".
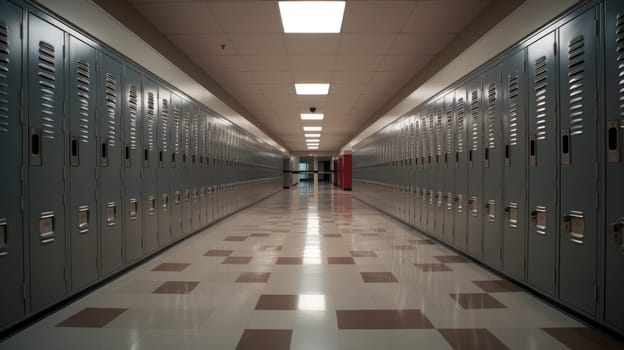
[
  {"x1": 97, "y1": 52, "x2": 123, "y2": 276},
  {"x1": 28, "y1": 15, "x2": 67, "y2": 311},
  {"x1": 199, "y1": 112, "x2": 207, "y2": 227},
  {"x1": 502, "y1": 49, "x2": 528, "y2": 280},
  {"x1": 414, "y1": 114, "x2": 423, "y2": 230},
  {"x1": 443, "y1": 92, "x2": 455, "y2": 243},
  {"x1": 122, "y1": 65, "x2": 142, "y2": 263},
  {"x1": 68, "y1": 36, "x2": 98, "y2": 291},
  {"x1": 527, "y1": 31, "x2": 558, "y2": 296},
  {"x1": 558, "y1": 9, "x2": 598, "y2": 316},
  {"x1": 170, "y1": 93, "x2": 182, "y2": 239},
  {"x1": 434, "y1": 99, "x2": 445, "y2": 238},
  {"x1": 482, "y1": 64, "x2": 504, "y2": 267},
  {"x1": 420, "y1": 113, "x2": 430, "y2": 231},
  {"x1": 454, "y1": 86, "x2": 468, "y2": 250},
  {"x1": 206, "y1": 117, "x2": 214, "y2": 224},
  {"x1": 141, "y1": 76, "x2": 158, "y2": 253},
  {"x1": 605, "y1": 0, "x2": 624, "y2": 332},
  {"x1": 157, "y1": 86, "x2": 171, "y2": 246},
  {"x1": 467, "y1": 75, "x2": 484, "y2": 257},
  {"x1": 409, "y1": 116, "x2": 416, "y2": 227},
  {"x1": 181, "y1": 100, "x2": 192, "y2": 234},
  {"x1": 426, "y1": 107, "x2": 436, "y2": 234},
  {"x1": 0, "y1": 1, "x2": 24, "y2": 327},
  {"x1": 191, "y1": 105, "x2": 200, "y2": 231}
]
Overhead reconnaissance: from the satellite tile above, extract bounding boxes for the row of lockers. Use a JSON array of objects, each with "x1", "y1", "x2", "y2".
[
  {"x1": 0, "y1": 0, "x2": 283, "y2": 331},
  {"x1": 353, "y1": 0, "x2": 624, "y2": 335}
]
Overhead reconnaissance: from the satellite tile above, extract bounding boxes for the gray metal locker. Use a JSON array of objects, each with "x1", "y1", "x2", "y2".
[
  {"x1": 141, "y1": 76, "x2": 158, "y2": 253},
  {"x1": 122, "y1": 65, "x2": 143, "y2": 263},
  {"x1": 0, "y1": 1, "x2": 24, "y2": 327},
  {"x1": 501, "y1": 49, "x2": 528, "y2": 281},
  {"x1": 97, "y1": 52, "x2": 123, "y2": 276},
  {"x1": 443, "y1": 92, "x2": 455, "y2": 243},
  {"x1": 27, "y1": 14, "x2": 67, "y2": 311},
  {"x1": 408, "y1": 116, "x2": 417, "y2": 227},
  {"x1": 466, "y1": 75, "x2": 484, "y2": 257},
  {"x1": 454, "y1": 86, "x2": 468, "y2": 250},
  {"x1": 199, "y1": 112, "x2": 208, "y2": 227},
  {"x1": 206, "y1": 117, "x2": 215, "y2": 224},
  {"x1": 181, "y1": 99, "x2": 192, "y2": 234},
  {"x1": 605, "y1": 0, "x2": 624, "y2": 332},
  {"x1": 434, "y1": 99, "x2": 445, "y2": 238},
  {"x1": 157, "y1": 86, "x2": 171, "y2": 246},
  {"x1": 426, "y1": 108, "x2": 436, "y2": 234},
  {"x1": 558, "y1": 9, "x2": 599, "y2": 316},
  {"x1": 68, "y1": 35, "x2": 98, "y2": 291},
  {"x1": 170, "y1": 93, "x2": 182, "y2": 239},
  {"x1": 414, "y1": 113, "x2": 424, "y2": 230},
  {"x1": 527, "y1": 31, "x2": 558, "y2": 296},
  {"x1": 482, "y1": 64, "x2": 504, "y2": 267},
  {"x1": 191, "y1": 104, "x2": 200, "y2": 231}
]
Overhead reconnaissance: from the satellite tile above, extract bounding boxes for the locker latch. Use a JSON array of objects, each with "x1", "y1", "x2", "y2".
[
  {"x1": 469, "y1": 197, "x2": 478, "y2": 216},
  {"x1": 78, "y1": 206, "x2": 89, "y2": 234},
  {"x1": 612, "y1": 221, "x2": 624, "y2": 250},
  {"x1": 39, "y1": 212, "x2": 55, "y2": 244},
  {"x1": 564, "y1": 211, "x2": 584, "y2": 244},
  {"x1": 486, "y1": 200, "x2": 496, "y2": 222},
  {"x1": 607, "y1": 120, "x2": 621, "y2": 163},
  {"x1": 106, "y1": 202, "x2": 116, "y2": 226},
  {"x1": 532, "y1": 206, "x2": 547, "y2": 235},
  {"x1": 0, "y1": 220, "x2": 7, "y2": 257},
  {"x1": 505, "y1": 203, "x2": 518, "y2": 228}
]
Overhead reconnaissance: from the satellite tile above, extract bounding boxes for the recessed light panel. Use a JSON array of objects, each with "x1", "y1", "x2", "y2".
[
  {"x1": 295, "y1": 84, "x2": 330, "y2": 95},
  {"x1": 305, "y1": 139, "x2": 320, "y2": 143},
  {"x1": 278, "y1": 1, "x2": 346, "y2": 33},
  {"x1": 303, "y1": 126, "x2": 322, "y2": 132},
  {"x1": 301, "y1": 113, "x2": 324, "y2": 120},
  {"x1": 305, "y1": 133, "x2": 321, "y2": 138}
]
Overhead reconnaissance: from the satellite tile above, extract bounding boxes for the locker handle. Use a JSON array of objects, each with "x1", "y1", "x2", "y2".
[
  {"x1": 485, "y1": 202, "x2": 490, "y2": 208},
  {"x1": 613, "y1": 223, "x2": 624, "y2": 247},
  {"x1": 607, "y1": 121, "x2": 620, "y2": 163},
  {"x1": 505, "y1": 145, "x2": 510, "y2": 160},
  {"x1": 531, "y1": 210, "x2": 537, "y2": 224},
  {"x1": 0, "y1": 221, "x2": 7, "y2": 257},
  {"x1": 608, "y1": 126, "x2": 618, "y2": 151},
  {"x1": 32, "y1": 134, "x2": 40, "y2": 155},
  {"x1": 530, "y1": 140, "x2": 536, "y2": 157},
  {"x1": 468, "y1": 199, "x2": 474, "y2": 204},
  {"x1": 504, "y1": 206, "x2": 511, "y2": 212}
]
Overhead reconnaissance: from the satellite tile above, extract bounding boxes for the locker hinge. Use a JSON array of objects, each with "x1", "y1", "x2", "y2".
[{"x1": 22, "y1": 285, "x2": 27, "y2": 301}]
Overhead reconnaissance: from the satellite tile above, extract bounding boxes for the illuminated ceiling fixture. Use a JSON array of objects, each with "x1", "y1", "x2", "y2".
[
  {"x1": 305, "y1": 133, "x2": 321, "y2": 138},
  {"x1": 301, "y1": 113, "x2": 324, "y2": 120},
  {"x1": 295, "y1": 83, "x2": 330, "y2": 95},
  {"x1": 305, "y1": 139, "x2": 320, "y2": 143},
  {"x1": 303, "y1": 126, "x2": 322, "y2": 132},
  {"x1": 278, "y1": 1, "x2": 346, "y2": 33}
]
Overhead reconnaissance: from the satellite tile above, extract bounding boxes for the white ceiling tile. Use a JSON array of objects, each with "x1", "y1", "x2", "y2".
[
  {"x1": 378, "y1": 55, "x2": 433, "y2": 72},
  {"x1": 134, "y1": 2, "x2": 221, "y2": 34},
  {"x1": 403, "y1": 1, "x2": 490, "y2": 33},
  {"x1": 208, "y1": 1, "x2": 282, "y2": 33},
  {"x1": 389, "y1": 33, "x2": 455, "y2": 55},
  {"x1": 334, "y1": 55, "x2": 382, "y2": 71},
  {"x1": 291, "y1": 71, "x2": 334, "y2": 83},
  {"x1": 168, "y1": 34, "x2": 236, "y2": 55},
  {"x1": 332, "y1": 71, "x2": 374, "y2": 84},
  {"x1": 209, "y1": 71, "x2": 258, "y2": 86},
  {"x1": 338, "y1": 33, "x2": 397, "y2": 55},
  {"x1": 191, "y1": 55, "x2": 247, "y2": 72},
  {"x1": 284, "y1": 34, "x2": 341, "y2": 55},
  {"x1": 242, "y1": 56, "x2": 291, "y2": 71},
  {"x1": 361, "y1": 83, "x2": 399, "y2": 96},
  {"x1": 289, "y1": 56, "x2": 336, "y2": 71},
  {"x1": 251, "y1": 71, "x2": 293, "y2": 84},
  {"x1": 258, "y1": 84, "x2": 296, "y2": 98},
  {"x1": 369, "y1": 71, "x2": 413, "y2": 86},
  {"x1": 228, "y1": 34, "x2": 287, "y2": 55},
  {"x1": 341, "y1": 1, "x2": 416, "y2": 33}
]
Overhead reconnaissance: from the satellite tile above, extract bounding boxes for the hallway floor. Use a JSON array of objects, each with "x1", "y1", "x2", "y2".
[{"x1": 2, "y1": 184, "x2": 621, "y2": 350}]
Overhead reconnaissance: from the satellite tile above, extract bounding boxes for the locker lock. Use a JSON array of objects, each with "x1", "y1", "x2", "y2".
[
  {"x1": 613, "y1": 222, "x2": 624, "y2": 248},
  {"x1": 468, "y1": 199, "x2": 474, "y2": 205},
  {"x1": 504, "y1": 206, "x2": 511, "y2": 212},
  {"x1": 531, "y1": 210, "x2": 537, "y2": 224}
]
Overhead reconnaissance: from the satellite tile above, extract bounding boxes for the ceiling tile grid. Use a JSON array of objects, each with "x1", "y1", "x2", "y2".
[{"x1": 130, "y1": 0, "x2": 491, "y2": 152}]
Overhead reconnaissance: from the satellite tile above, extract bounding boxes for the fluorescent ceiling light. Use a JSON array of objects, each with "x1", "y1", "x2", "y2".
[
  {"x1": 307, "y1": 144, "x2": 320, "y2": 147},
  {"x1": 301, "y1": 113, "x2": 324, "y2": 120},
  {"x1": 305, "y1": 133, "x2": 321, "y2": 138},
  {"x1": 307, "y1": 147, "x2": 319, "y2": 150},
  {"x1": 306, "y1": 139, "x2": 320, "y2": 143},
  {"x1": 303, "y1": 126, "x2": 322, "y2": 132},
  {"x1": 278, "y1": 1, "x2": 345, "y2": 33},
  {"x1": 295, "y1": 83, "x2": 330, "y2": 95}
]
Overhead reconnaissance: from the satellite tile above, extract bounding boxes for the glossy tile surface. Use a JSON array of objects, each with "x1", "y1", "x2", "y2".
[{"x1": 2, "y1": 184, "x2": 621, "y2": 350}]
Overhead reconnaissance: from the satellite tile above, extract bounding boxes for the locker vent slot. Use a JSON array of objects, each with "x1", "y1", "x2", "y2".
[
  {"x1": 173, "y1": 103, "x2": 180, "y2": 154},
  {"x1": 145, "y1": 91, "x2": 155, "y2": 151},
  {"x1": 456, "y1": 97, "x2": 465, "y2": 153},
  {"x1": 446, "y1": 101, "x2": 453, "y2": 157},
  {"x1": 106, "y1": 202, "x2": 116, "y2": 226},
  {"x1": 193, "y1": 115, "x2": 199, "y2": 159},
  {"x1": 76, "y1": 58, "x2": 90, "y2": 143},
  {"x1": 147, "y1": 196, "x2": 156, "y2": 215},
  {"x1": 128, "y1": 84, "x2": 138, "y2": 150},
  {"x1": 534, "y1": 56, "x2": 548, "y2": 141},
  {"x1": 428, "y1": 190, "x2": 434, "y2": 205},
  {"x1": 183, "y1": 111, "x2": 190, "y2": 161},
  {"x1": 129, "y1": 199, "x2": 138, "y2": 220},
  {"x1": 428, "y1": 115, "x2": 435, "y2": 161},
  {"x1": 39, "y1": 212, "x2": 55, "y2": 244},
  {"x1": 78, "y1": 206, "x2": 89, "y2": 234},
  {"x1": 567, "y1": 35, "x2": 585, "y2": 136},
  {"x1": 160, "y1": 98, "x2": 169, "y2": 152},
  {"x1": 0, "y1": 24, "x2": 9, "y2": 133},
  {"x1": 0, "y1": 220, "x2": 7, "y2": 256},
  {"x1": 410, "y1": 121, "x2": 415, "y2": 164},
  {"x1": 38, "y1": 41, "x2": 56, "y2": 140},
  {"x1": 486, "y1": 200, "x2": 496, "y2": 222},
  {"x1": 436, "y1": 191, "x2": 443, "y2": 207},
  {"x1": 436, "y1": 114, "x2": 443, "y2": 157},
  {"x1": 565, "y1": 211, "x2": 585, "y2": 244},
  {"x1": 104, "y1": 73, "x2": 117, "y2": 146},
  {"x1": 470, "y1": 90, "x2": 479, "y2": 150},
  {"x1": 507, "y1": 202, "x2": 519, "y2": 228},
  {"x1": 617, "y1": 14, "x2": 624, "y2": 119},
  {"x1": 486, "y1": 83, "x2": 497, "y2": 150},
  {"x1": 508, "y1": 73, "x2": 520, "y2": 146}
]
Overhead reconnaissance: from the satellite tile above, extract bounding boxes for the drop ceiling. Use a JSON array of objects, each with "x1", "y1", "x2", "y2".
[{"x1": 126, "y1": 0, "x2": 493, "y2": 153}]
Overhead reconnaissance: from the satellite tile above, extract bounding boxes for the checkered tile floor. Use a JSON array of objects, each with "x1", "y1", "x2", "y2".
[{"x1": 2, "y1": 183, "x2": 622, "y2": 349}]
